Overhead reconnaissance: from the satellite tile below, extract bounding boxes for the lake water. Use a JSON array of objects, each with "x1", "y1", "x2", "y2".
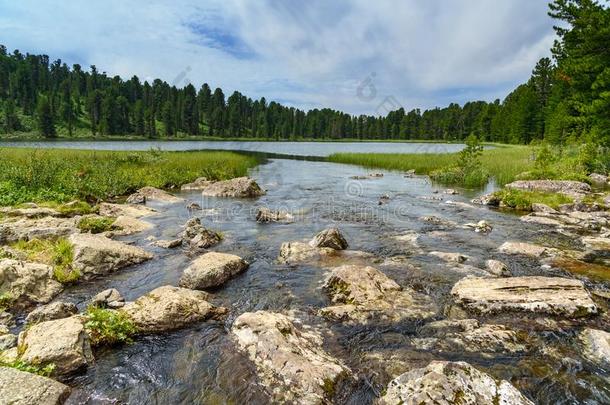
[{"x1": 0, "y1": 140, "x2": 466, "y2": 157}]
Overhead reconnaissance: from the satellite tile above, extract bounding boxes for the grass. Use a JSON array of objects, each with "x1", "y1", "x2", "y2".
[
  {"x1": 329, "y1": 145, "x2": 535, "y2": 187},
  {"x1": 0, "y1": 148, "x2": 260, "y2": 206},
  {"x1": 84, "y1": 307, "x2": 138, "y2": 346},
  {"x1": 0, "y1": 292, "x2": 14, "y2": 311},
  {"x1": 0, "y1": 359, "x2": 56, "y2": 377},
  {"x1": 10, "y1": 238, "x2": 80, "y2": 284},
  {"x1": 77, "y1": 216, "x2": 116, "y2": 234},
  {"x1": 493, "y1": 188, "x2": 573, "y2": 210}
]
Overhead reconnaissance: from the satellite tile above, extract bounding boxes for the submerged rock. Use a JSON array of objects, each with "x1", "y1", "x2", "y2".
[
  {"x1": 498, "y1": 241, "x2": 557, "y2": 257},
  {"x1": 179, "y1": 252, "x2": 249, "y2": 289},
  {"x1": 309, "y1": 227, "x2": 348, "y2": 250},
  {"x1": 579, "y1": 328, "x2": 610, "y2": 368},
  {"x1": 186, "y1": 201, "x2": 202, "y2": 211},
  {"x1": 25, "y1": 301, "x2": 78, "y2": 325},
  {"x1": 429, "y1": 251, "x2": 468, "y2": 263},
  {"x1": 18, "y1": 316, "x2": 94, "y2": 376},
  {"x1": 256, "y1": 207, "x2": 294, "y2": 223},
  {"x1": 123, "y1": 285, "x2": 227, "y2": 333},
  {"x1": 181, "y1": 177, "x2": 213, "y2": 191},
  {"x1": 451, "y1": 276, "x2": 597, "y2": 317},
  {"x1": 380, "y1": 361, "x2": 534, "y2": 405},
  {"x1": 0, "y1": 366, "x2": 71, "y2": 405},
  {"x1": 321, "y1": 265, "x2": 436, "y2": 324},
  {"x1": 90, "y1": 288, "x2": 125, "y2": 309},
  {"x1": 180, "y1": 217, "x2": 222, "y2": 251},
  {"x1": 70, "y1": 233, "x2": 153, "y2": 279},
  {"x1": 127, "y1": 186, "x2": 184, "y2": 204},
  {"x1": 464, "y1": 220, "x2": 493, "y2": 233},
  {"x1": 506, "y1": 180, "x2": 591, "y2": 197},
  {"x1": 231, "y1": 311, "x2": 349, "y2": 404},
  {"x1": 0, "y1": 259, "x2": 63, "y2": 307},
  {"x1": 201, "y1": 177, "x2": 265, "y2": 198},
  {"x1": 419, "y1": 215, "x2": 456, "y2": 227}
]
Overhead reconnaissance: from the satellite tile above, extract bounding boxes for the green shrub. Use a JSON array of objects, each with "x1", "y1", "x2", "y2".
[
  {"x1": 77, "y1": 216, "x2": 116, "y2": 234},
  {"x1": 56, "y1": 201, "x2": 95, "y2": 216},
  {"x1": 0, "y1": 359, "x2": 56, "y2": 377},
  {"x1": 493, "y1": 188, "x2": 573, "y2": 211},
  {"x1": 0, "y1": 292, "x2": 14, "y2": 311},
  {"x1": 85, "y1": 307, "x2": 138, "y2": 346},
  {"x1": 10, "y1": 238, "x2": 79, "y2": 284}
]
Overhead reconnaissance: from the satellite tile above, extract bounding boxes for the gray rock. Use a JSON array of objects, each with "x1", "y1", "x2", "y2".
[
  {"x1": 98, "y1": 202, "x2": 157, "y2": 218},
  {"x1": 25, "y1": 301, "x2": 78, "y2": 325},
  {"x1": 0, "y1": 216, "x2": 78, "y2": 244},
  {"x1": 485, "y1": 259, "x2": 511, "y2": 277},
  {"x1": 429, "y1": 251, "x2": 469, "y2": 263},
  {"x1": 579, "y1": 328, "x2": 610, "y2": 368},
  {"x1": 0, "y1": 332, "x2": 17, "y2": 351},
  {"x1": 186, "y1": 202, "x2": 202, "y2": 210},
  {"x1": 0, "y1": 366, "x2": 71, "y2": 405},
  {"x1": 90, "y1": 288, "x2": 125, "y2": 309},
  {"x1": 309, "y1": 228, "x2": 348, "y2": 250},
  {"x1": 181, "y1": 177, "x2": 212, "y2": 191},
  {"x1": 179, "y1": 252, "x2": 249, "y2": 289},
  {"x1": 256, "y1": 207, "x2": 294, "y2": 223},
  {"x1": 151, "y1": 238, "x2": 183, "y2": 249},
  {"x1": 506, "y1": 180, "x2": 591, "y2": 197},
  {"x1": 589, "y1": 173, "x2": 608, "y2": 184},
  {"x1": 180, "y1": 217, "x2": 222, "y2": 250},
  {"x1": 532, "y1": 203, "x2": 558, "y2": 214},
  {"x1": 498, "y1": 241, "x2": 557, "y2": 257},
  {"x1": 471, "y1": 193, "x2": 501, "y2": 206},
  {"x1": 127, "y1": 186, "x2": 184, "y2": 204},
  {"x1": 0, "y1": 259, "x2": 63, "y2": 308},
  {"x1": 201, "y1": 177, "x2": 265, "y2": 198}
]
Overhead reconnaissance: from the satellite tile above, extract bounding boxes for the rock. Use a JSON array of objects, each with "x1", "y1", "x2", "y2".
[
  {"x1": 0, "y1": 347, "x2": 18, "y2": 363},
  {"x1": 520, "y1": 214, "x2": 565, "y2": 227},
  {"x1": 186, "y1": 201, "x2": 202, "y2": 210},
  {"x1": 181, "y1": 177, "x2": 212, "y2": 191},
  {"x1": 25, "y1": 301, "x2": 78, "y2": 325},
  {"x1": 256, "y1": 207, "x2": 294, "y2": 223},
  {"x1": 581, "y1": 236, "x2": 610, "y2": 258},
  {"x1": 123, "y1": 285, "x2": 227, "y2": 334},
  {"x1": 90, "y1": 288, "x2": 125, "y2": 309},
  {"x1": 321, "y1": 265, "x2": 436, "y2": 324},
  {"x1": 231, "y1": 311, "x2": 349, "y2": 404},
  {"x1": 485, "y1": 259, "x2": 511, "y2": 276},
  {"x1": 201, "y1": 177, "x2": 265, "y2": 198},
  {"x1": 589, "y1": 173, "x2": 608, "y2": 184},
  {"x1": 498, "y1": 241, "x2": 557, "y2": 257},
  {"x1": 106, "y1": 215, "x2": 153, "y2": 236},
  {"x1": 180, "y1": 217, "x2": 222, "y2": 250},
  {"x1": 309, "y1": 228, "x2": 348, "y2": 250},
  {"x1": 429, "y1": 251, "x2": 468, "y2": 263},
  {"x1": 443, "y1": 189, "x2": 458, "y2": 195},
  {"x1": 0, "y1": 366, "x2": 71, "y2": 405},
  {"x1": 1, "y1": 207, "x2": 61, "y2": 218},
  {"x1": 464, "y1": 220, "x2": 493, "y2": 233},
  {"x1": 98, "y1": 202, "x2": 157, "y2": 218},
  {"x1": 70, "y1": 233, "x2": 153, "y2": 279},
  {"x1": 18, "y1": 316, "x2": 94, "y2": 375},
  {"x1": 278, "y1": 241, "x2": 372, "y2": 266},
  {"x1": 369, "y1": 172, "x2": 384, "y2": 177},
  {"x1": 471, "y1": 193, "x2": 501, "y2": 206},
  {"x1": 0, "y1": 332, "x2": 17, "y2": 351},
  {"x1": 380, "y1": 361, "x2": 534, "y2": 405},
  {"x1": 179, "y1": 252, "x2": 249, "y2": 289},
  {"x1": 127, "y1": 186, "x2": 184, "y2": 204},
  {"x1": 151, "y1": 238, "x2": 182, "y2": 249},
  {"x1": 579, "y1": 328, "x2": 610, "y2": 368},
  {"x1": 0, "y1": 216, "x2": 78, "y2": 244},
  {"x1": 506, "y1": 180, "x2": 591, "y2": 197},
  {"x1": 532, "y1": 203, "x2": 558, "y2": 214},
  {"x1": 419, "y1": 215, "x2": 456, "y2": 227},
  {"x1": 451, "y1": 276, "x2": 597, "y2": 317},
  {"x1": 414, "y1": 319, "x2": 528, "y2": 354},
  {"x1": 0, "y1": 259, "x2": 63, "y2": 307},
  {"x1": 0, "y1": 311, "x2": 14, "y2": 327}
]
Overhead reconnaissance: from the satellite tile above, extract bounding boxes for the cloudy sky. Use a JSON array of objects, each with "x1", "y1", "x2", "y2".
[{"x1": 0, "y1": 0, "x2": 556, "y2": 115}]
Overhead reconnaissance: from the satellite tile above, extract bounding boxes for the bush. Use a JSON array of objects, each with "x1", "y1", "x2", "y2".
[
  {"x1": 493, "y1": 188, "x2": 573, "y2": 211},
  {"x1": 85, "y1": 307, "x2": 138, "y2": 346},
  {"x1": 429, "y1": 135, "x2": 489, "y2": 187},
  {"x1": 77, "y1": 216, "x2": 116, "y2": 234}
]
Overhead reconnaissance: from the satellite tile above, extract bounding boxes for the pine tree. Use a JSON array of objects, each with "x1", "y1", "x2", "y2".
[{"x1": 36, "y1": 95, "x2": 56, "y2": 137}]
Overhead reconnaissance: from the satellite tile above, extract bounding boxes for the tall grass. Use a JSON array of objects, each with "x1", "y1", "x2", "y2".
[
  {"x1": 329, "y1": 145, "x2": 535, "y2": 187},
  {"x1": 0, "y1": 148, "x2": 260, "y2": 205}
]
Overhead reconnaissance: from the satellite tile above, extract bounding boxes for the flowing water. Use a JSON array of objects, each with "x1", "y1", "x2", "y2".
[{"x1": 4, "y1": 144, "x2": 609, "y2": 404}]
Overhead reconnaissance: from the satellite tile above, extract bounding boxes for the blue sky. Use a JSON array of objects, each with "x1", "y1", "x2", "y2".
[{"x1": 0, "y1": 0, "x2": 556, "y2": 115}]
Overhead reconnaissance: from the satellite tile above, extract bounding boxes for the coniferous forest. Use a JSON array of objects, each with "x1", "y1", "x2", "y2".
[{"x1": 0, "y1": 0, "x2": 608, "y2": 145}]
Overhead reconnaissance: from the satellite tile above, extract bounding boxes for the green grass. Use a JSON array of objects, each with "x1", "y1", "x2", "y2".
[
  {"x1": 0, "y1": 292, "x2": 14, "y2": 311},
  {"x1": 0, "y1": 359, "x2": 56, "y2": 377},
  {"x1": 10, "y1": 238, "x2": 79, "y2": 284},
  {"x1": 85, "y1": 307, "x2": 138, "y2": 346},
  {"x1": 77, "y1": 216, "x2": 116, "y2": 234},
  {"x1": 493, "y1": 188, "x2": 573, "y2": 210},
  {"x1": 329, "y1": 145, "x2": 535, "y2": 187},
  {"x1": 0, "y1": 148, "x2": 260, "y2": 206}
]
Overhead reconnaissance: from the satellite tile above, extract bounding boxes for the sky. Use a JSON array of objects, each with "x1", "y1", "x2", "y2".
[{"x1": 0, "y1": 0, "x2": 557, "y2": 115}]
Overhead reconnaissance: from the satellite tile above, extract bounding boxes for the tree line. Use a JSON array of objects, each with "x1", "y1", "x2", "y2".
[{"x1": 0, "y1": 0, "x2": 608, "y2": 145}]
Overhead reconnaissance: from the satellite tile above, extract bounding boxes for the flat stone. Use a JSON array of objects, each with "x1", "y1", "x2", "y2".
[
  {"x1": 0, "y1": 259, "x2": 63, "y2": 308},
  {"x1": 579, "y1": 328, "x2": 610, "y2": 368},
  {"x1": 451, "y1": 276, "x2": 597, "y2": 317},
  {"x1": 0, "y1": 366, "x2": 71, "y2": 405},
  {"x1": 98, "y1": 202, "x2": 157, "y2": 218},
  {"x1": 380, "y1": 361, "x2": 534, "y2": 405},
  {"x1": 123, "y1": 285, "x2": 227, "y2": 334},
  {"x1": 0, "y1": 217, "x2": 78, "y2": 244},
  {"x1": 179, "y1": 252, "x2": 249, "y2": 289},
  {"x1": 127, "y1": 186, "x2": 184, "y2": 203},
  {"x1": 201, "y1": 177, "x2": 265, "y2": 198},
  {"x1": 278, "y1": 241, "x2": 373, "y2": 266},
  {"x1": 151, "y1": 238, "x2": 182, "y2": 249},
  {"x1": 506, "y1": 180, "x2": 591, "y2": 197},
  {"x1": 70, "y1": 233, "x2": 153, "y2": 279},
  {"x1": 498, "y1": 241, "x2": 557, "y2": 257},
  {"x1": 25, "y1": 301, "x2": 78, "y2": 325},
  {"x1": 18, "y1": 316, "x2": 94, "y2": 375},
  {"x1": 231, "y1": 311, "x2": 349, "y2": 404},
  {"x1": 106, "y1": 215, "x2": 153, "y2": 236}
]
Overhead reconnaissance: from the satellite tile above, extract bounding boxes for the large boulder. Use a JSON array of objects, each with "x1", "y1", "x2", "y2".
[
  {"x1": 126, "y1": 187, "x2": 184, "y2": 204},
  {"x1": 70, "y1": 233, "x2": 153, "y2": 279},
  {"x1": 180, "y1": 217, "x2": 222, "y2": 251},
  {"x1": 0, "y1": 366, "x2": 71, "y2": 405},
  {"x1": 0, "y1": 259, "x2": 63, "y2": 308},
  {"x1": 0, "y1": 216, "x2": 78, "y2": 244},
  {"x1": 506, "y1": 180, "x2": 591, "y2": 197},
  {"x1": 123, "y1": 285, "x2": 227, "y2": 334},
  {"x1": 579, "y1": 328, "x2": 610, "y2": 368},
  {"x1": 179, "y1": 252, "x2": 249, "y2": 290},
  {"x1": 180, "y1": 177, "x2": 213, "y2": 191},
  {"x1": 18, "y1": 316, "x2": 94, "y2": 375},
  {"x1": 201, "y1": 177, "x2": 265, "y2": 198},
  {"x1": 321, "y1": 265, "x2": 436, "y2": 324},
  {"x1": 451, "y1": 276, "x2": 597, "y2": 317},
  {"x1": 309, "y1": 228, "x2": 348, "y2": 250},
  {"x1": 25, "y1": 301, "x2": 78, "y2": 325},
  {"x1": 231, "y1": 311, "x2": 349, "y2": 404},
  {"x1": 380, "y1": 361, "x2": 534, "y2": 405},
  {"x1": 98, "y1": 202, "x2": 157, "y2": 218}
]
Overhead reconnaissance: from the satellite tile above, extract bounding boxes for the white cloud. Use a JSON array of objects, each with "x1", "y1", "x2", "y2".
[{"x1": 0, "y1": 0, "x2": 556, "y2": 114}]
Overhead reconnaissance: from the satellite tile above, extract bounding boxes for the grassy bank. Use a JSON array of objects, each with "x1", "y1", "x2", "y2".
[
  {"x1": 329, "y1": 145, "x2": 535, "y2": 186},
  {"x1": 0, "y1": 148, "x2": 260, "y2": 206}
]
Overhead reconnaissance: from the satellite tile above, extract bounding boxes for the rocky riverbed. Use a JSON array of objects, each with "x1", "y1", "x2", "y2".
[{"x1": 0, "y1": 158, "x2": 609, "y2": 404}]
